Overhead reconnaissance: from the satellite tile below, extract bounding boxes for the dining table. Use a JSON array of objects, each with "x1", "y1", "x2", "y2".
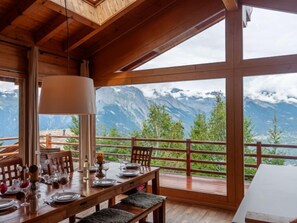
[{"x1": 0, "y1": 162, "x2": 160, "y2": 223}]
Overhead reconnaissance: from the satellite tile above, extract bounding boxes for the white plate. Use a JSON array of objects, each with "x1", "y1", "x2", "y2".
[
  {"x1": 52, "y1": 192, "x2": 80, "y2": 203},
  {"x1": 0, "y1": 199, "x2": 15, "y2": 210},
  {"x1": 120, "y1": 170, "x2": 139, "y2": 177},
  {"x1": 93, "y1": 179, "x2": 116, "y2": 187},
  {"x1": 125, "y1": 163, "x2": 141, "y2": 169},
  {"x1": 5, "y1": 187, "x2": 20, "y2": 195}
]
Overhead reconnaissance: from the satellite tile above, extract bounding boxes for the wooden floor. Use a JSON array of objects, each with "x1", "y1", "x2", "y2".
[{"x1": 60, "y1": 198, "x2": 235, "y2": 223}]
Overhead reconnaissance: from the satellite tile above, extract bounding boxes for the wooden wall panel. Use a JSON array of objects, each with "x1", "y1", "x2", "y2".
[
  {"x1": 38, "y1": 52, "x2": 80, "y2": 78},
  {"x1": 0, "y1": 42, "x2": 27, "y2": 73}
]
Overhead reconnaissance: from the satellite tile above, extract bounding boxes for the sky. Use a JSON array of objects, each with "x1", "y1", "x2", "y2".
[
  {"x1": 1, "y1": 7, "x2": 297, "y2": 104},
  {"x1": 133, "y1": 7, "x2": 297, "y2": 103}
]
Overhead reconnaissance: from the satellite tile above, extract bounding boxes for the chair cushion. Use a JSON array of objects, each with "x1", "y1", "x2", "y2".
[
  {"x1": 121, "y1": 192, "x2": 165, "y2": 209},
  {"x1": 78, "y1": 208, "x2": 135, "y2": 223}
]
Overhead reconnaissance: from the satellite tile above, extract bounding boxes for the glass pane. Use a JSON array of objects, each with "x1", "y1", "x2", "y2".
[
  {"x1": 243, "y1": 7, "x2": 297, "y2": 59},
  {"x1": 96, "y1": 79, "x2": 227, "y2": 195},
  {"x1": 243, "y1": 73, "x2": 297, "y2": 182},
  {"x1": 136, "y1": 20, "x2": 225, "y2": 70},
  {"x1": 38, "y1": 87, "x2": 79, "y2": 165},
  {"x1": 0, "y1": 81, "x2": 19, "y2": 158}
]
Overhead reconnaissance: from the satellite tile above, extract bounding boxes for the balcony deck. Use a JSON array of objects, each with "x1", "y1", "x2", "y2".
[{"x1": 159, "y1": 173, "x2": 228, "y2": 195}]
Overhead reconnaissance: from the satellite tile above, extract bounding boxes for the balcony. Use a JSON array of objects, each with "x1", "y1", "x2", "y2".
[{"x1": 1, "y1": 135, "x2": 295, "y2": 207}]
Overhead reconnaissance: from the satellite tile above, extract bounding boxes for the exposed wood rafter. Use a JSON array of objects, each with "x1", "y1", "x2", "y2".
[
  {"x1": 240, "y1": 0, "x2": 297, "y2": 14},
  {"x1": 121, "y1": 10, "x2": 225, "y2": 71},
  {"x1": 42, "y1": 0, "x2": 100, "y2": 29},
  {"x1": 35, "y1": 15, "x2": 69, "y2": 45},
  {"x1": 222, "y1": 0, "x2": 238, "y2": 11},
  {"x1": 91, "y1": 0, "x2": 225, "y2": 84},
  {"x1": 0, "y1": 0, "x2": 38, "y2": 32},
  {"x1": 64, "y1": 0, "x2": 147, "y2": 52}
]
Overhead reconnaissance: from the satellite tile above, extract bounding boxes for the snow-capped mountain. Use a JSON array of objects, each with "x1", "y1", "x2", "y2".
[{"x1": 1, "y1": 86, "x2": 297, "y2": 143}]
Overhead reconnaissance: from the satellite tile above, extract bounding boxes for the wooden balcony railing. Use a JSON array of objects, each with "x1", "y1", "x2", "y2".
[{"x1": 2, "y1": 134, "x2": 297, "y2": 180}]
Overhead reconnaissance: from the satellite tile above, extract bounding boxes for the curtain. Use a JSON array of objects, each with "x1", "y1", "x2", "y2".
[
  {"x1": 79, "y1": 60, "x2": 96, "y2": 168},
  {"x1": 27, "y1": 46, "x2": 39, "y2": 165}
]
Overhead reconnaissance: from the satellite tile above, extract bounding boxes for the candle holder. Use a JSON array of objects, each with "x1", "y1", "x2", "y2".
[
  {"x1": 28, "y1": 180, "x2": 39, "y2": 214},
  {"x1": 96, "y1": 161, "x2": 105, "y2": 178}
]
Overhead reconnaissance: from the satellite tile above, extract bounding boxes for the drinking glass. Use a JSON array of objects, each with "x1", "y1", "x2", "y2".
[
  {"x1": 102, "y1": 163, "x2": 109, "y2": 178},
  {"x1": 58, "y1": 172, "x2": 69, "y2": 193}
]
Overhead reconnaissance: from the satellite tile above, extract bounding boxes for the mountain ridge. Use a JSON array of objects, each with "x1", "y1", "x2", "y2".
[{"x1": 1, "y1": 86, "x2": 297, "y2": 144}]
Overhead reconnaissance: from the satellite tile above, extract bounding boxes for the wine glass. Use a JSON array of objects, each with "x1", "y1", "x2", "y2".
[
  {"x1": 119, "y1": 155, "x2": 128, "y2": 171},
  {"x1": 102, "y1": 163, "x2": 109, "y2": 178},
  {"x1": 16, "y1": 164, "x2": 23, "y2": 180},
  {"x1": 24, "y1": 165, "x2": 29, "y2": 180},
  {"x1": 58, "y1": 172, "x2": 69, "y2": 193},
  {"x1": 20, "y1": 187, "x2": 30, "y2": 207}
]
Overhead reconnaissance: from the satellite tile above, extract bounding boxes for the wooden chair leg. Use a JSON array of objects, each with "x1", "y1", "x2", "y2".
[
  {"x1": 159, "y1": 200, "x2": 166, "y2": 223},
  {"x1": 108, "y1": 197, "x2": 115, "y2": 207},
  {"x1": 69, "y1": 215, "x2": 76, "y2": 223},
  {"x1": 153, "y1": 200, "x2": 166, "y2": 223},
  {"x1": 139, "y1": 219, "x2": 147, "y2": 223},
  {"x1": 95, "y1": 204, "x2": 100, "y2": 212}
]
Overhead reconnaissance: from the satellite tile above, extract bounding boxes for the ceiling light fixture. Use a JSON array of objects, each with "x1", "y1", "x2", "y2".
[{"x1": 39, "y1": 0, "x2": 96, "y2": 115}]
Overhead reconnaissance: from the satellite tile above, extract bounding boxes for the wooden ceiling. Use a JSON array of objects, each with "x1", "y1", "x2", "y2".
[{"x1": 0, "y1": 0, "x2": 241, "y2": 84}]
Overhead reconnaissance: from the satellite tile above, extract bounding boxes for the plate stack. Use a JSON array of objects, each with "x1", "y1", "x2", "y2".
[{"x1": 0, "y1": 199, "x2": 15, "y2": 211}]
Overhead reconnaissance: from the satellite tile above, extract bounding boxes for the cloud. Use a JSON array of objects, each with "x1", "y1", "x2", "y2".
[
  {"x1": 0, "y1": 81, "x2": 17, "y2": 92},
  {"x1": 133, "y1": 8, "x2": 297, "y2": 104},
  {"x1": 133, "y1": 79, "x2": 226, "y2": 98},
  {"x1": 244, "y1": 8, "x2": 297, "y2": 59},
  {"x1": 244, "y1": 73, "x2": 297, "y2": 103},
  {"x1": 136, "y1": 20, "x2": 225, "y2": 70}
]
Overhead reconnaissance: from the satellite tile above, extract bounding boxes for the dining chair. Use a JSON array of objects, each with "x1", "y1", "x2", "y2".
[
  {"x1": 45, "y1": 150, "x2": 74, "y2": 175},
  {"x1": 130, "y1": 146, "x2": 153, "y2": 167},
  {"x1": 45, "y1": 150, "x2": 78, "y2": 223},
  {"x1": 122, "y1": 146, "x2": 153, "y2": 197},
  {"x1": 0, "y1": 157, "x2": 23, "y2": 186}
]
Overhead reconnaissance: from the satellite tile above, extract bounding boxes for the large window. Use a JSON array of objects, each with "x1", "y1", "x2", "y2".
[{"x1": 96, "y1": 79, "x2": 227, "y2": 195}]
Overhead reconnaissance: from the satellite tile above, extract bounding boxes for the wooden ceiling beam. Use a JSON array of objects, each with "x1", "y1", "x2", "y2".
[
  {"x1": 42, "y1": 0, "x2": 100, "y2": 29},
  {"x1": 0, "y1": 0, "x2": 38, "y2": 32},
  {"x1": 222, "y1": 0, "x2": 238, "y2": 11},
  {"x1": 63, "y1": 0, "x2": 147, "y2": 52},
  {"x1": 35, "y1": 15, "x2": 69, "y2": 45},
  {"x1": 240, "y1": 0, "x2": 297, "y2": 14},
  {"x1": 63, "y1": 27, "x2": 95, "y2": 52},
  {"x1": 91, "y1": 0, "x2": 225, "y2": 84},
  {"x1": 121, "y1": 10, "x2": 225, "y2": 71}
]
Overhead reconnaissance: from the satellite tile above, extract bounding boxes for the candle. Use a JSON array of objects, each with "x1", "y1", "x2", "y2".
[
  {"x1": 29, "y1": 165, "x2": 39, "y2": 182},
  {"x1": 97, "y1": 152, "x2": 104, "y2": 163}
]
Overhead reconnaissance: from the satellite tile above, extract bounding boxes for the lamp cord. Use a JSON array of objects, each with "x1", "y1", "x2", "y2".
[{"x1": 64, "y1": 0, "x2": 70, "y2": 75}]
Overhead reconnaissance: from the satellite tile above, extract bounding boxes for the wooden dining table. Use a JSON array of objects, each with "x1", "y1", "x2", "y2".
[{"x1": 0, "y1": 162, "x2": 160, "y2": 223}]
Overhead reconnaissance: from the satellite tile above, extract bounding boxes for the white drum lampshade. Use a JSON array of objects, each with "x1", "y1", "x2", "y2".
[{"x1": 39, "y1": 75, "x2": 96, "y2": 115}]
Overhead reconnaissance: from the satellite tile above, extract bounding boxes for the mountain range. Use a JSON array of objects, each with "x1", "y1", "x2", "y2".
[{"x1": 1, "y1": 86, "x2": 297, "y2": 144}]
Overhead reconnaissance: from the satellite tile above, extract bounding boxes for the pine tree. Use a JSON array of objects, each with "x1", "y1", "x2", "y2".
[
  {"x1": 208, "y1": 93, "x2": 226, "y2": 141},
  {"x1": 64, "y1": 116, "x2": 79, "y2": 153},
  {"x1": 190, "y1": 113, "x2": 208, "y2": 140},
  {"x1": 264, "y1": 112, "x2": 284, "y2": 165},
  {"x1": 139, "y1": 103, "x2": 185, "y2": 169},
  {"x1": 268, "y1": 112, "x2": 282, "y2": 144}
]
